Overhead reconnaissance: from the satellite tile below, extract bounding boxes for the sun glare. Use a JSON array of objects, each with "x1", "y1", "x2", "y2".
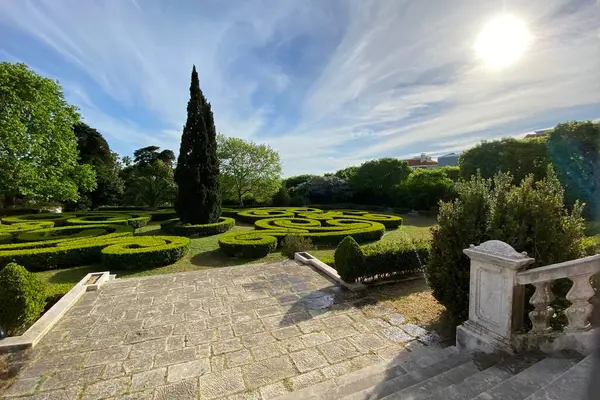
[{"x1": 475, "y1": 14, "x2": 532, "y2": 69}]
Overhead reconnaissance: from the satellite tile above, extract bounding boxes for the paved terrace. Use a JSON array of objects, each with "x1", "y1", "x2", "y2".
[{"x1": 2, "y1": 260, "x2": 438, "y2": 400}]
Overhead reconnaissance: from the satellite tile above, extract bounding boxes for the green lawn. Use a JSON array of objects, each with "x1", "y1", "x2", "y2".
[{"x1": 35, "y1": 214, "x2": 436, "y2": 298}]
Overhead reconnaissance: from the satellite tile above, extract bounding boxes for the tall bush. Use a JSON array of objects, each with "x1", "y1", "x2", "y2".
[
  {"x1": 426, "y1": 169, "x2": 586, "y2": 324},
  {"x1": 0, "y1": 262, "x2": 46, "y2": 336}
]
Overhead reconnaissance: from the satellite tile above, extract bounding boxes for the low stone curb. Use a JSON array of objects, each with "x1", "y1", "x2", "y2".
[
  {"x1": 0, "y1": 271, "x2": 112, "y2": 353},
  {"x1": 294, "y1": 252, "x2": 366, "y2": 292}
]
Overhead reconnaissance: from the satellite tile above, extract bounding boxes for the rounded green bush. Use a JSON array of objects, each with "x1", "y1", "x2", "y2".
[
  {"x1": 219, "y1": 232, "x2": 278, "y2": 258},
  {"x1": 161, "y1": 217, "x2": 235, "y2": 237},
  {"x1": 1, "y1": 213, "x2": 75, "y2": 227},
  {"x1": 0, "y1": 262, "x2": 46, "y2": 336},
  {"x1": 101, "y1": 236, "x2": 191, "y2": 270},
  {"x1": 16, "y1": 224, "x2": 134, "y2": 242},
  {"x1": 334, "y1": 236, "x2": 365, "y2": 283}
]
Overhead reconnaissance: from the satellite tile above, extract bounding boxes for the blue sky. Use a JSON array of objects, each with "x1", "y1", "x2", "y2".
[{"x1": 1, "y1": 0, "x2": 599, "y2": 176}]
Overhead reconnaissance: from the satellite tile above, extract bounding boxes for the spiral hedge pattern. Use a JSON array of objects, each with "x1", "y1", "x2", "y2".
[
  {"x1": 66, "y1": 213, "x2": 151, "y2": 228},
  {"x1": 101, "y1": 236, "x2": 190, "y2": 269},
  {"x1": 160, "y1": 217, "x2": 235, "y2": 237},
  {"x1": 16, "y1": 224, "x2": 134, "y2": 243},
  {"x1": 1, "y1": 213, "x2": 76, "y2": 227},
  {"x1": 219, "y1": 217, "x2": 386, "y2": 258}
]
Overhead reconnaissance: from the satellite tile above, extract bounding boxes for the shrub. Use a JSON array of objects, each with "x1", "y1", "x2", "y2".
[
  {"x1": 281, "y1": 235, "x2": 314, "y2": 259},
  {"x1": 0, "y1": 263, "x2": 46, "y2": 336},
  {"x1": 16, "y1": 224, "x2": 133, "y2": 242},
  {"x1": 161, "y1": 217, "x2": 235, "y2": 237},
  {"x1": 272, "y1": 187, "x2": 291, "y2": 206},
  {"x1": 219, "y1": 232, "x2": 278, "y2": 258},
  {"x1": 426, "y1": 169, "x2": 586, "y2": 324},
  {"x1": 360, "y1": 239, "x2": 430, "y2": 281},
  {"x1": 1, "y1": 213, "x2": 75, "y2": 227},
  {"x1": 66, "y1": 213, "x2": 151, "y2": 228},
  {"x1": 582, "y1": 236, "x2": 600, "y2": 256},
  {"x1": 148, "y1": 209, "x2": 178, "y2": 221},
  {"x1": 290, "y1": 195, "x2": 307, "y2": 206},
  {"x1": 334, "y1": 236, "x2": 365, "y2": 282},
  {"x1": 101, "y1": 236, "x2": 190, "y2": 270}
]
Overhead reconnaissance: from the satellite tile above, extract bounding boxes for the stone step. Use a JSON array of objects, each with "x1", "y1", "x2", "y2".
[
  {"x1": 470, "y1": 354, "x2": 582, "y2": 400},
  {"x1": 341, "y1": 352, "x2": 474, "y2": 400},
  {"x1": 424, "y1": 352, "x2": 547, "y2": 400},
  {"x1": 378, "y1": 358, "x2": 484, "y2": 400},
  {"x1": 524, "y1": 355, "x2": 594, "y2": 400},
  {"x1": 271, "y1": 345, "x2": 458, "y2": 400}
]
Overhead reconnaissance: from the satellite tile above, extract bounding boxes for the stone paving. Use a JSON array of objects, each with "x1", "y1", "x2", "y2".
[{"x1": 2, "y1": 260, "x2": 439, "y2": 400}]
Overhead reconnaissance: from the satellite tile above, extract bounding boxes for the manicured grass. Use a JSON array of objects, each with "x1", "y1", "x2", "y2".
[{"x1": 34, "y1": 215, "x2": 436, "y2": 298}]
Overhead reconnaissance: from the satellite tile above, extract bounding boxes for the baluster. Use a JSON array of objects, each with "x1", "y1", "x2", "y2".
[
  {"x1": 529, "y1": 282, "x2": 555, "y2": 333},
  {"x1": 565, "y1": 273, "x2": 595, "y2": 331}
]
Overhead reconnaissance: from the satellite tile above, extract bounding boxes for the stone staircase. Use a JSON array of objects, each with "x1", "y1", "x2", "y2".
[{"x1": 273, "y1": 345, "x2": 593, "y2": 400}]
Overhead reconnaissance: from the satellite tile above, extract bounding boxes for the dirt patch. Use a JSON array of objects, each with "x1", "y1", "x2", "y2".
[{"x1": 0, "y1": 350, "x2": 31, "y2": 393}]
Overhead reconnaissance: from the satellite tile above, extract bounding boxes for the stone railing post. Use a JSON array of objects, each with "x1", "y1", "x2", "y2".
[{"x1": 456, "y1": 240, "x2": 535, "y2": 353}]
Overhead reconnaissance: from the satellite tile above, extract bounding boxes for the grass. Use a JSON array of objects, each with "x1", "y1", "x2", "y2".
[{"x1": 34, "y1": 214, "x2": 437, "y2": 299}]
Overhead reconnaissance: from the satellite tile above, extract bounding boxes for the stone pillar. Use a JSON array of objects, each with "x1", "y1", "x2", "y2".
[{"x1": 456, "y1": 240, "x2": 535, "y2": 353}]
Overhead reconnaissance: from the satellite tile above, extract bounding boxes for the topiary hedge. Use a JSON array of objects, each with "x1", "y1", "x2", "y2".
[
  {"x1": 16, "y1": 224, "x2": 134, "y2": 242},
  {"x1": 66, "y1": 213, "x2": 151, "y2": 228},
  {"x1": 0, "y1": 221, "x2": 55, "y2": 243},
  {"x1": 219, "y1": 232, "x2": 279, "y2": 258},
  {"x1": 0, "y1": 262, "x2": 46, "y2": 336},
  {"x1": 1, "y1": 213, "x2": 75, "y2": 227},
  {"x1": 160, "y1": 217, "x2": 235, "y2": 237},
  {"x1": 332, "y1": 236, "x2": 430, "y2": 283},
  {"x1": 101, "y1": 236, "x2": 191, "y2": 270}
]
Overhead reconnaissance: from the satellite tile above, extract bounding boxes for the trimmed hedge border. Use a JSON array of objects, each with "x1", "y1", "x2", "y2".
[
  {"x1": 0, "y1": 231, "x2": 189, "y2": 271},
  {"x1": 101, "y1": 236, "x2": 191, "y2": 270},
  {"x1": 16, "y1": 224, "x2": 134, "y2": 243},
  {"x1": 160, "y1": 217, "x2": 235, "y2": 237},
  {"x1": 1, "y1": 213, "x2": 75, "y2": 227},
  {"x1": 66, "y1": 213, "x2": 151, "y2": 228},
  {"x1": 218, "y1": 217, "x2": 385, "y2": 258}
]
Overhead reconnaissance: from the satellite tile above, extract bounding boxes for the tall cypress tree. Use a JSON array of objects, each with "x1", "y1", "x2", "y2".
[{"x1": 174, "y1": 65, "x2": 221, "y2": 224}]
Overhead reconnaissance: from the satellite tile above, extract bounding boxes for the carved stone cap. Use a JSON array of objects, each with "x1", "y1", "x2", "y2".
[{"x1": 464, "y1": 240, "x2": 535, "y2": 269}]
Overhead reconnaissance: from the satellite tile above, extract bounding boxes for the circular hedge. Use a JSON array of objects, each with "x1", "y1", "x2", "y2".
[
  {"x1": 1, "y1": 213, "x2": 75, "y2": 227},
  {"x1": 66, "y1": 213, "x2": 151, "y2": 228},
  {"x1": 16, "y1": 224, "x2": 134, "y2": 242},
  {"x1": 218, "y1": 216, "x2": 386, "y2": 258},
  {"x1": 101, "y1": 236, "x2": 191, "y2": 270},
  {"x1": 0, "y1": 221, "x2": 56, "y2": 244},
  {"x1": 160, "y1": 217, "x2": 235, "y2": 237}
]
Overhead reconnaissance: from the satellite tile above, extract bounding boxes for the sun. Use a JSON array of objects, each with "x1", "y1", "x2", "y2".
[{"x1": 475, "y1": 14, "x2": 532, "y2": 69}]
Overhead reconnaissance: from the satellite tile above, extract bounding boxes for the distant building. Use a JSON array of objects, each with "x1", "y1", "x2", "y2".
[
  {"x1": 437, "y1": 152, "x2": 460, "y2": 167},
  {"x1": 524, "y1": 128, "x2": 551, "y2": 139},
  {"x1": 402, "y1": 153, "x2": 438, "y2": 169}
]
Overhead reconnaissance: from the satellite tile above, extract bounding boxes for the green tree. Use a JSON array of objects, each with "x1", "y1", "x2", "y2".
[
  {"x1": 334, "y1": 166, "x2": 359, "y2": 181},
  {"x1": 426, "y1": 169, "x2": 585, "y2": 324},
  {"x1": 174, "y1": 66, "x2": 221, "y2": 224},
  {"x1": 125, "y1": 160, "x2": 176, "y2": 208},
  {"x1": 133, "y1": 146, "x2": 176, "y2": 168},
  {"x1": 395, "y1": 168, "x2": 457, "y2": 210},
  {"x1": 272, "y1": 186, "x2": 291, "y2": 206},
  {"x1": 547, "y1": 121, "x2": 600, "y2": 219},
  {"x1": 459, "y1": 137, "x2": 549, "y2": 183},
  {"x1": 67, "y1": 122, "x2": 124, "y2": 209},
  {"x1": 284, "y1": 174, "x2": 318, "y2": 190},
  {"x1": 218, "y1": 135, "x2": 282, "y2": 206},
  {"x1": 0, "y1": 62, "x2": 96, "y2": 206},
  {"x1": 350, "y1": 158, "x2": 412, "y2": 205}
]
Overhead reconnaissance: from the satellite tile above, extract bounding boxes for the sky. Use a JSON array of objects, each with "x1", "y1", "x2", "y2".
[{"x1": 1, "y1": 0, "x2": 599, "y2": 176}]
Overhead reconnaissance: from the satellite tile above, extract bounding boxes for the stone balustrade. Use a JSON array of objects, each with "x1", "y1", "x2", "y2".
[{"x1": 457, "y1": 240, "x2": 600, "y2": 355}]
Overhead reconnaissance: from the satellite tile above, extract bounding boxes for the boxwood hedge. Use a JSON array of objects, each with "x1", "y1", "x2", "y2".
[
  {"x1": 16, "y1": 224, "x2": 134, "y2": 242},
  {"x1": 219, "y1": 231, "x2": 279, "y2": 258},
  {"x1": 66, "y1": 213, "x2": 151, "y2": 228},
  {"x1": 101, "y1": 236, "x2": 191, "y2": 270},
  {"x1": 160, "y1": 217, "x2": 235, "y2": 237},
  {"x1": 0, "y1": 232, "x2": 187, "y2": 271},
  {"x1": 1, "y1": 213, "x2": 75, "y2": 227},
  {"x1": 0, "y1": 221, "x2": 55, "y2": 243}
]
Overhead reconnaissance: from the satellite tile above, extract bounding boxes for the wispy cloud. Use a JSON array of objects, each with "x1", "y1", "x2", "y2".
[{"x1": 1, "y1": 0, "x2": 598, "y2": 175}]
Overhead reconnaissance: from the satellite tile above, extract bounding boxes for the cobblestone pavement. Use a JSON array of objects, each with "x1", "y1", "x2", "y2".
[{"x1": 2, "y1": 260, "x2": 439, "y2": 400}]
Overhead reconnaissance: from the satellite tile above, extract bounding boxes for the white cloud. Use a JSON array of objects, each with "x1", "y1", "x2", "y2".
[{"x1": 0, "y1": 0, "x2": 598, "y2": 175}]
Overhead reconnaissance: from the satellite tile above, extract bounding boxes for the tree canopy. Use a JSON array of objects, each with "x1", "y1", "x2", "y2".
[
  {"x1": 133, "y1": 146, "x2": 176, "y2": 168},
  {"x1": 350, "y1": 158, "x2": 412, "y2": 205},
  {"x1": 174, "y1": 66, "x2": 221, "y2": 223},
  {"x1": 218, "y1": 135, "x2": 282, "y2": 206},
  {"x1": 0, "y1": 62, "x2": 96, "y2": 206}
]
